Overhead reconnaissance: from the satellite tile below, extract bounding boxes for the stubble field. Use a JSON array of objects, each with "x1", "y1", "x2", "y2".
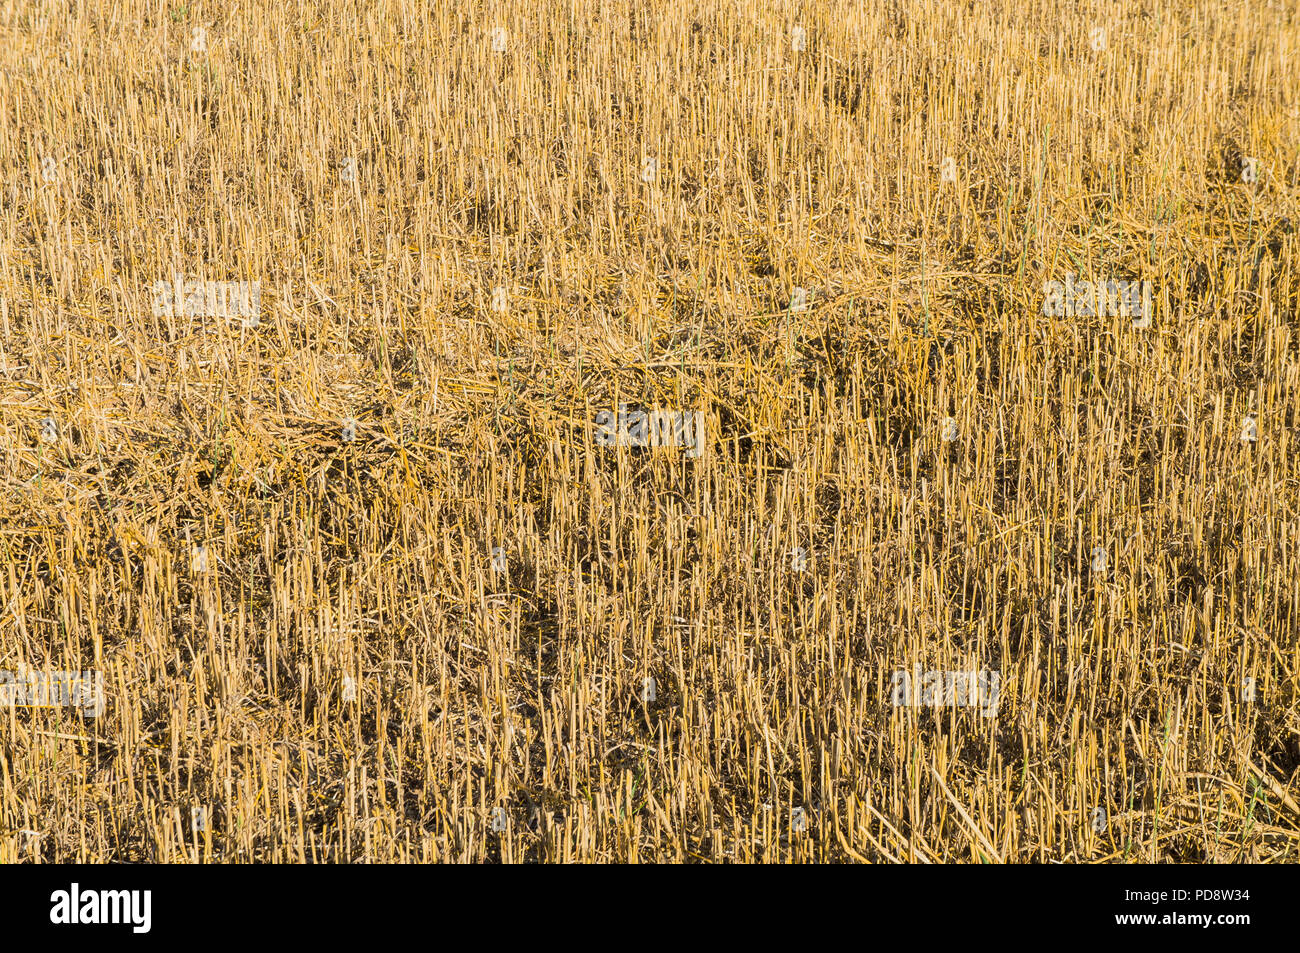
[{"x1": 0, "y1": 0, "x2": 1298, "y2": 862}]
